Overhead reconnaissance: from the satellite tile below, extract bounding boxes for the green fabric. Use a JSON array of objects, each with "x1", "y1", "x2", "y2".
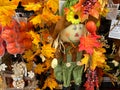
[
  {"x1": 54, "y1": 46, "x2": 84, "y2": 87},
  {"x1": 73, "y1": 66, "x2": 84, "y2": 85}
]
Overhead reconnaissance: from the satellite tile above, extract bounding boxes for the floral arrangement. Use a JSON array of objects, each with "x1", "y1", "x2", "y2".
[{"x1": 0, "y1": 0, "x2": 119, "y2": 90}]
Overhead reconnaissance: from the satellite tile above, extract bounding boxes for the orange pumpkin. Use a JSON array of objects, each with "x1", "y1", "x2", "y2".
[
  {"x1": 0, "y1": 44, "x2": 5, "y2": 56},
  {"x1": 4, "y1": 19, "x2": 18, "y2": 29},
  {"x1": 6, "y1": 42, "x2": 19, "y2": 55},
  {"x1": 17, "y1": 31, "x2": 26, "y2": 42},
  {"x1": 17, "y1": 42, "x2": 25, "y2": 54},
  {"x1": 19, "y1": 21, "x2": 27, "y2": 31},
  {"x1": 22, "y1": 39, "x2": 32, "y2": 50},
  {"x1": 1, "y1": 29, "x2": 17, "y2": 43}
]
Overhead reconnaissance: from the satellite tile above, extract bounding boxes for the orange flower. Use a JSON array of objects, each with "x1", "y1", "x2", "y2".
[{"x1": 79, "y1": 34, "x2": 101, "y2": 54}]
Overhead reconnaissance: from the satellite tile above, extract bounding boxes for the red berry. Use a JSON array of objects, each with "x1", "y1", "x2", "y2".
[{"x1": 85, "y1": 21, "x2": 97, "y2": 34}]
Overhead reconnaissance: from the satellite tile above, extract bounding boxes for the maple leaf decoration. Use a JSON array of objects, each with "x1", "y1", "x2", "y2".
[
  {"x1": 43, "y1": 76, "x2": 58, "y2": 90},
  {"x1": 41, "y1": 44, "x2": 56, "y2": 58},
  {"x1": 79, "y1": 34, "x2": 101, "y2": 54},
  {"x1": 91, "y1": 48, "x2": 106, "y2": 70},
  {"x1": 0, "y1": 0, "x2": 20, "y2": 26},
  {"x1": 24, "y1": 2, "x2": 41, "y2": 11}
]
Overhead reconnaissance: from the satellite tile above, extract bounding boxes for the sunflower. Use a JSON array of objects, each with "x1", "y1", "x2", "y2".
[{"x1": 66, "y1": 8, "x2": 80, "y2": 24}]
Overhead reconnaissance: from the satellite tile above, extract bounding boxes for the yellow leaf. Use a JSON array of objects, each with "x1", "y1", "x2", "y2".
[
  {"x1": 91, "y1": 48, "x2": 106, "y2": 70},
  {"x1": 43, "y1": 76, "x2": 58, "y2": 90},
  {"x1": 34, "y1": 64, "x2": 45, "y2": 74},
  {"x1": 23, "y1": 49, "x2": 34, "y2": 62},
  {"x1": 0, "y1": 0, "x2": 19, "y2": 26},
  {"x1": 29, "y1": 30, "x2": 40, "y2": 48},
  {"x1": 26, "y1": 61, "x2": 34, "y2": 71},
  {"x1": 41, "y1": 44, "x2": 56, "y2": 58},
  {"x1": 30, "y1": 14, "x2": 42, "y2": 25},
  {"x1": 80, "y1": 54, "x2": 90, "y2": 71},
  {"x1": 46, "y1": 0, "x2": 59, "y2": 14},
  {"x1": 24, "y1": 2, "x2": 41, "y2": 11}
]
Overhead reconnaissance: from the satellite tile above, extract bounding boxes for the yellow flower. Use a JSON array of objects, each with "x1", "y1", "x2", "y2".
[
  {"x1": 43, "y1": 76, "x2": 58, "y2": 90},
  {"x1": 41, "y1": 44, "x2": 56, "y2": 58},
  {"x1": 66, "y1": 8, "x2": 80, "y2": 24}
]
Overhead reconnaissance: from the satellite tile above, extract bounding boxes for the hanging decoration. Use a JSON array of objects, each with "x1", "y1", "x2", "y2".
[{"x1": 0, "y1": 0, "x2": 119, "y2": 90}]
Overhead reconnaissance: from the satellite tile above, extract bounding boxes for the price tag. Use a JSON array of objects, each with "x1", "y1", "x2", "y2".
[
  {"x1": 109, "y1": 20, "x2": 120, "y2": 39},
  {"x1": 106, "y1": 4, "x2": 119, "y2": 20}
]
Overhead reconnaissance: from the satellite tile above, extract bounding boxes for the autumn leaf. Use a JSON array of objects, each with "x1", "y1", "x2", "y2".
[
  {"x1": 90, "y1": 48, "x2": 106, "y2": 70},
  {"x1": 80, "y1": 54, "x2": 90, "y2": 71},
  {"x1": 20, "y1": 0, "x2": 39, "y2": 5},
  {"x1": 26, "y1": 61, "x2": 34, "y2": 71},
  {"x1": 34, "y1": 64, "x2": 45, "y2": 74},
  {"x1": 46, "y1": 0, "x2": 59, "y2": 14},
  {"x1": 79, "y1": 34, "x2": 101, "y2": 54},
  {"x1": 23, "y1": 49, "x2": 34, "y2": 62},
  {"x1": 41, "y1": 44, "x2": 56, "y2": 58},
  {"x1": 30, "y1": 14, "x2": 42, "y2": 25},
  {"x1": 42, "y1": 7, "x2": 60, "y2": 24},
  {"x1": 29, "y1": 30, "x2": 40, "y2": 48},
  {"x1": 0, "y1": 0, "x2": 19, "y2": 26},
  {"x1": 24, "y1": 2, "x2": 41, "y2": 11},
  {"x1": 43, "y1": 76, "x2": 58, "y2": 90}
]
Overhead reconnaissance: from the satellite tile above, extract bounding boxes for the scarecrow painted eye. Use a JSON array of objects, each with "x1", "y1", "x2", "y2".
[
  {"x1": 73, "y1": 25, "x2": 77, "y2": 30},
  {"x1": 79, "y1": 26, "x2": 82, "y2": 30}
]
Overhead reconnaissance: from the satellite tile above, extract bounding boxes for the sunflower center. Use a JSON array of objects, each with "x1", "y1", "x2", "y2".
[{"x1": 74, "y1": 14, "x2": 79, "y2": 19}]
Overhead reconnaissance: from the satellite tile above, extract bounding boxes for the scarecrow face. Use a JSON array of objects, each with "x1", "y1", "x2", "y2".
[{"x1": 60, "y1": 24, "x2": 85, "y2": 43}]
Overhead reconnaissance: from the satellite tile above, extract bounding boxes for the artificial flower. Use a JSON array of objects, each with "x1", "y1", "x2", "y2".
[
  {"x1": 29, "y1": 30, "x2": 40, "y2": 48},
  {"x1": 79, "y1": 34, "x2": 101, "y2": 54},
  {"x1": 23, "y1": 50, "x2": 34, "y2": 62},
  {"x1": 0, "y1": 0, "x2": 19, "y2": 26},
  {"x1": 80, "y1": 54, "x2": 90, "y2": 71},
  {"x1": 42, "y1": 76, "x2": 58, "y2": 90},
  {"x1": 0, "y1": 63, "x2": 7, "y2": 71},
  {"x1": 28, "y1": 71, "x2": 35, "y2": 79},
  {"x1": 91, "y1": 48, "x2": 106, "y2": 70},
  {"x1": 24, "y1": 2, "x2": 41, "y2": 11},
  {"x1": 34, "y1": 64, "x2": 45, "y2": 74},
  {"x1": 30, "y1": 14, "x2": 42, "y2": 25},
  {"x1": 112, "y1": 60, "x2": 119, "y2": 67},
  {"x1": 41, "y1": 44, "x2": 56, "y2": 58},
  {"x1": 46, "y1": 0, "x2": 59, "y2": 14},
  {"x1": 66, "y1": 8, "x2": 80, "y2": 24}
]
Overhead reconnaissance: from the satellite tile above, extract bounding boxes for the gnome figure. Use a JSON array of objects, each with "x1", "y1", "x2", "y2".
[{"x1": 51, "y1": 16, "x2": 86, "y2": 90}]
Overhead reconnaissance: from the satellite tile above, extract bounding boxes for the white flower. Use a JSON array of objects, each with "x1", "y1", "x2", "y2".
[
  {"x1": 66, "y1": 63, "x2": 71, "y2": 67},
  {"x1": 51, "y1": 58, "x2": 58, "y2": 68},
  {"x1": 76, "y1": 61, "x2": 81, "y2": 66},
  {"x1": 112, "y1": 60, "x2": 119, "y2": 67},
  {"x1": 0, "y1": 63, "x2": 7, "y2": 71},
  {"x1": 28, "y1": 71, "x2": 35, "y2": 79}
]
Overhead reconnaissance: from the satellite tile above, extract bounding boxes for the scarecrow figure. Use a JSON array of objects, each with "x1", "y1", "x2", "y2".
[{"x1": 51, "y1": 16, "x2": 86, "y2": 90}]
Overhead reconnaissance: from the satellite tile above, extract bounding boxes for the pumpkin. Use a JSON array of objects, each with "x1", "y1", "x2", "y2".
[
  {"x1": 4, "y1": 19, "x2": 18, "y2": 30},
  {"x1": 0, "y1": 44, "x2": 5, "y2": 56},
  {"x1": 22, "y1": 39, "x2": 32, "y2": 50},
  {"x1": 1, "y1": 29, "x2": 17, "y2": 43},
  {"x1": 17, "y1": 42, "x2": 25, "y2": 54},
  {"x1": 6, "y1": 42, "x2": 19, "y2": 55},
  {"x1": 19, "y1": 21, "x2": 27, "y2": 32},
  {"x1": 17, "y1": 31, "x2": 26, "y2": 42}
]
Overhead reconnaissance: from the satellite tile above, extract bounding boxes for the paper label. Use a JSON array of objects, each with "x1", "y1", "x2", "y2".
[
  {"x1": 106, "y1": 4, "x2": 119, "y2": 20},
  {"x1": 109, "y1": 20, "x2": 120, "y2": 39}
]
